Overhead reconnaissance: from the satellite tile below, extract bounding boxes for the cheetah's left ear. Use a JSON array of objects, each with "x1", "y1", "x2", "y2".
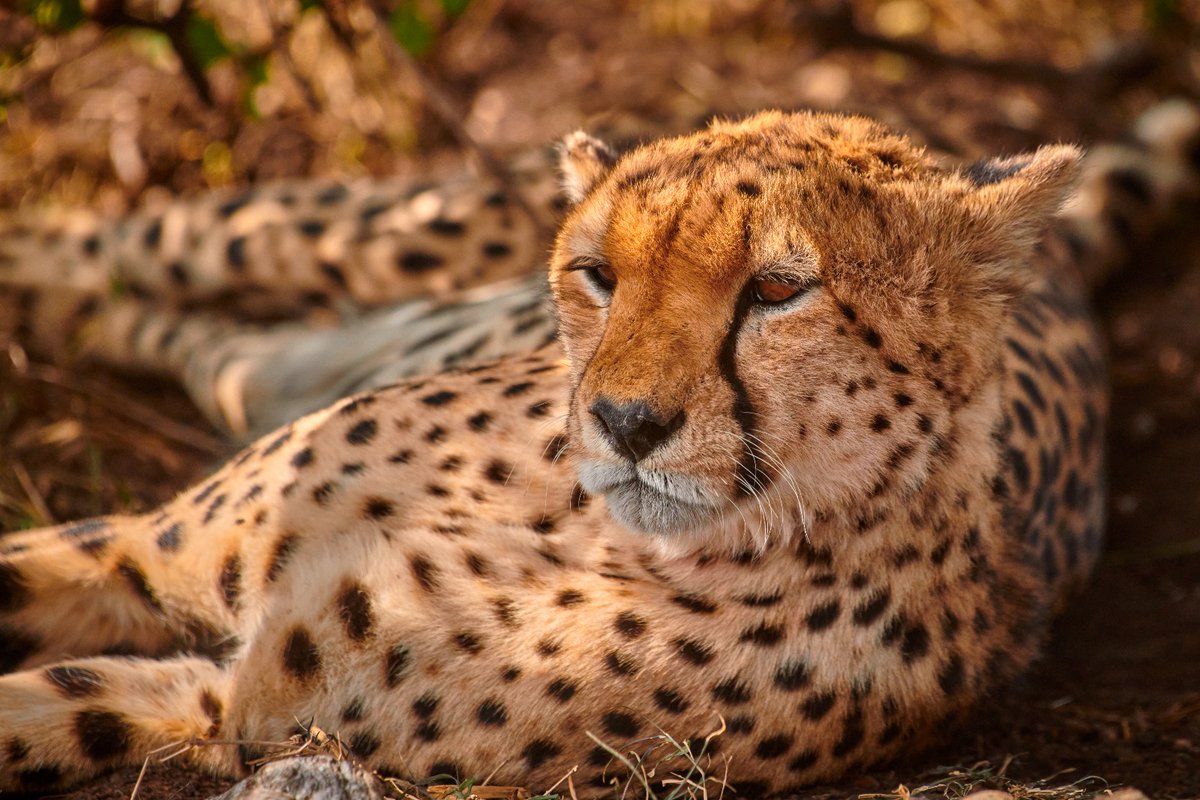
[
  {"x1": 960, "y1": 144, "x2": 1083, "y2": 258},
  {"x1": 559, "y1": 131, "x2": 618, "y2": 204}
]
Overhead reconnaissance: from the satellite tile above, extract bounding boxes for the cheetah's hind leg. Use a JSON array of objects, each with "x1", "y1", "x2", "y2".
[
  {"x1": 0, "y1": 655, "x2": 238, "y2": 792},
  {"x1": 0, "y1": 514, "x2": 238, "y2": 672}
]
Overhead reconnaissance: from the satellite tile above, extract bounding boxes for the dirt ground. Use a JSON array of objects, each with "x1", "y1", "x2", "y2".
[{"x1": 1, "y1": 1, "x2": 1199, "y2": 798}]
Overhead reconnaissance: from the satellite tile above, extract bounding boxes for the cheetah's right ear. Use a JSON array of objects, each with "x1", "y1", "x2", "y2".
[
  {"x1": 961, "y1": 144, "x2": 1083, "y2": 256},
  {"x1": 559, "y1": 131, "x2": 618, "y2": 204}
]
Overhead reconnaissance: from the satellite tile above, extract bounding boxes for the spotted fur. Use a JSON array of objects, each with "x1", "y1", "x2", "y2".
[{"x1": 1, "y1": 103, "x2": 1198, "y2": 794}]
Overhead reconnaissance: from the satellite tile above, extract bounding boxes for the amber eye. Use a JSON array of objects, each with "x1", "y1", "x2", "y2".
[
  {"x1": 571, "y1": 260, "x2": 619, "y2": 293},
  {"x1": 751, "y1": 277, "x2": 813, "y2": 305}
]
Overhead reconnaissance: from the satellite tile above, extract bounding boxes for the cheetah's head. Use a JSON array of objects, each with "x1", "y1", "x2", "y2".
[{"x1": 549, "y1": 111, "x2": 1079, "y2": 542}]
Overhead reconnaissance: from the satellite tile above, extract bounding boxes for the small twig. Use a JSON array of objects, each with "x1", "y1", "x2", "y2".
[
  {"x1": 23, "y1": 363, "x2": 227, "y2": 455},
  {"x1": 11, "y1": 455, "x2": 55, "y2": 524},
  {"x1": 90, "y1": 0, "x2": 216, "y2": 105},
  {"x1": 128, "y1": 753, "x2": 153, "y2": 800}
]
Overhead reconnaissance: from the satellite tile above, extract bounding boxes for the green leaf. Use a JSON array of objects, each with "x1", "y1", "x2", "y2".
[
  {"x1": 185, "y1": 14, "x2": 233, "y2": 70},
  {"x1": 388, "y1": 4, "x2": 434, "y2": 56},
  {"x1": 242, "y1": 52, "x2": 270, "y2": 119},
  {"x1": 1145, "y1": 0, "x2": 1181, "y2": 28},
  {"x1": 440, "y1": 0, "x2": 471, "y2": 17},
  {"x1": 25, "y1": 0, "x2": 85, "y2": 32}
]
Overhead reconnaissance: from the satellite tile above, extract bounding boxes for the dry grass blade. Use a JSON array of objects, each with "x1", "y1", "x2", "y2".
[
  {"x1": 861, "y1": 761, "x2": 1115, "y2": 800},
  {"x1": 23, "y1": 363, "x2": 226, "y2": 455}
]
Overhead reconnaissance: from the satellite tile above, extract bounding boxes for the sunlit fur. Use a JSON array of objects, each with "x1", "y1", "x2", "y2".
[{"x1": 553, "y1": 111, "x2": 1079, "y2": 549}]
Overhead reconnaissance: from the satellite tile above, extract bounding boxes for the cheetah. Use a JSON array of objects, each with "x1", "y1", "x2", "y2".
[{"x1": 1, "y1": 105, "x2": 1197, "y2": 795}]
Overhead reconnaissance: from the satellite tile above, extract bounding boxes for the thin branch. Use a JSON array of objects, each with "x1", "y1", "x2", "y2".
[
  {"x1": 89, "y1": 0, "x2": 215, "y2": 105},
  {"x1": 23, "y1": 363, "x2": 227, "y2": 455}
]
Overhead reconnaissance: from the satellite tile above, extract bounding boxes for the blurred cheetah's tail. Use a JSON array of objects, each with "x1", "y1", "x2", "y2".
[{"x1": 1054, "y1": 99, "x2": 1200, "y2": 290}]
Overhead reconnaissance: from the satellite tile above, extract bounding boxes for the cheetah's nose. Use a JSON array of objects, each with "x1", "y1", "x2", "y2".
[{"x1": 589, "y1": 397, "x2": 685, "y2": 462}]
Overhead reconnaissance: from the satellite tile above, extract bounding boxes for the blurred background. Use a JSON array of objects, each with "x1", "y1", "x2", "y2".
[{"x1": 0, "y1": 1, "x2": 1198, "y2": 798}]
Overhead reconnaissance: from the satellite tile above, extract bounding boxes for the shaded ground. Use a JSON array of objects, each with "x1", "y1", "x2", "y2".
[{"x1": 2, "y1": 1, "x2": 1199, "y2": 797}]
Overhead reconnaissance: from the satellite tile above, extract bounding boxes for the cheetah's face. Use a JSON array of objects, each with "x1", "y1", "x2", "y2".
[{"x1": 549, "y1": 112, "x2": 1079, "y2": 540}]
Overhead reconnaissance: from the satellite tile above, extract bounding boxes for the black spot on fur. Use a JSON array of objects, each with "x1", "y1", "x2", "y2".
[
  {"x1": 412, "y1": 692, "x2": 440, "y2": 718},
  {"x1": 422, "y1": 390, "x2": 457, "y2": 406},
  {"x1": 801, "y1": 692, "x2": 835, "y2": 721},
  {"x1": 653, "y1": 687, "x2": 690, "y2": 714},
  {"x1": 789, "y1": 749, "x2": 819, "y2": 772},
  {"x1": 504, "y1": 381, "x2": 535, "y2": 397},
  {"x1": 427, "y1": 218, "x2": 465, "y2": 236},
  {"x1": 522, "y1": 738, "x2": 561, "y2": 769},
  {"x1": 74, "y1": 709, "x2": 133, "y2": 761},
  {"x1": 756, "y1": 734, "x2": 793, "y2": 759},
  {"x1": 901, "y1": 624, "x2": 931, "y2": 661},
  {"x1": 116, "y1": 558, "x2": 163, "y2": 613},
  {"x1": 348, "y1": 731, "x2": 381, "y2": 758},
  {"x1": 832, "y1": 708, "x2": 865, "y2": 757},
  {"x1": 484, "y1": 460, "x2": 513, "y2": 484},
  {"x1": 773, "y1": 659, "x2": 811, "y2": 691},
  {"x1": 483, "y1": 241, "x2": 513, "y2": 259},
  {"x1": 337, "y1": 582, "x2": 375, "y2": 641},
  {"x1": 45, "y1": 666, "x2": 104, "y2": 698},
  {"x1": 156, "y1": 522, "x2": 184, "y2": 552},
  {"x1": 410, "y1": 556, "x2": 439, "y2": 592},
  {"x1": 712, "y1": 677, "x2": 752, "y2": 704},
  {"x1": 399, "y1": 251, "x2": 444, "y2": 273},
  {"x1": 266, "y1": 534, "x2": 299, "y2": 582},
  {"x1": 939, "y1": 654, "x2": 965, "y2": 694},
  {"x1": 806, "y1": 600, "x2": 841, "y2": 631},
  {"x1": 557, "y1": 589, "x2": 585, "y2": 607},
  {"x1": 219, "y1": 554, "x2": 242, "y2": 610},
  {"x1": 385, "y1": 645, "x2": 411, "y2": 687},
  {"x1": 341, "y1": 697, "x2": 367, "y2": 723},
  {"x1": 282, "y1": 627, "x2": 321, "y2": 680},
  {"x1": 862, "y1": 328, "x2": 883, "y2": 348},
  {"x1": 740, "y1": 622, "x2": 786, "y2": 646},
  {"x1": 602, "y1": 711, "x2": 640, "y2": 738},
  {"x1": 346, "y1": 419, "x2": 378, "y2": 445},
  {"x1": 737, "y1": 590, "x2": 784, "y2": 607},
  {"x1": 736, "y1": 180, "x2": 762, "y2": 197},
  {"x1": 676, "y1": 638, "x2": 715, "y2": 665},
  {"x1": 299, "y1": 219, "x2": 326, "y2": 238},
  {"x1": 454, "y1": 632, "x2": 483, "y2": 654},
  {"x1": 605, "y1": 650, "x2": 639, "y2": 676},
  {"x1": 143, "y1": 220, "x2": 162, "y2": 249},
  {"x1": 853, "y1": 589, "x2": 891, "y2": 625},
  {"x1": 477, "y1": 699, "x2": 508, "y2": 726},
  {"x1": 226, "y1": 237, "x2": 246, "y2": 271},
  {"x1": 363, "y1": 498, "x2": 394, "y2": 520},
  {"x1": 544, "y1": 433, "x2": 569, "y2": 461},
  {"x1": 547, "y1": 677, "x2": 577, "y2": 702},
  {"x1": 615, "y1": 611, "x2": 647, "y2": 638},
  {"x1": 17, "y1": 765, "x2": 63, "y2": 788},
  {"x1": 672, "y1": 593, "x2": 717, "y2": 614}
]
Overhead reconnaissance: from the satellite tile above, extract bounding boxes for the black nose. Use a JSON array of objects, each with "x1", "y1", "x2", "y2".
[{"x1": 589, "y1": 397, "x2": 685, "y2": 462}]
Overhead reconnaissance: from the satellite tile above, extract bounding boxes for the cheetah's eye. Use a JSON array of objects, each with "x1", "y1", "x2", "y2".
[
  {"x1": 750, "y1": 276, "x2": 819, "y2": 306},
  {"x1": 567, "y1": 257, "x2": 617, "y2": 295}
]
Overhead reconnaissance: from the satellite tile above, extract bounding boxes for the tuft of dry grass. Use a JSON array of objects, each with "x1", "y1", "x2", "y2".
[{"x1": 863, "y1": 759, "x2": 1116, "y2": 800}]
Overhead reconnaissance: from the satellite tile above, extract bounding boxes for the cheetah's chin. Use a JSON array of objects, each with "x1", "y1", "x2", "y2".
[{"x1": 577, "y1": 459, "x2": 721, "y2": 536}]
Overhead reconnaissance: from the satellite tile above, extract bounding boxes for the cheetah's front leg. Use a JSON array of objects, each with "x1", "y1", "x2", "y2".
[{"x1": 0, "y1": 655, "x2": 240, "y2": 792}]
